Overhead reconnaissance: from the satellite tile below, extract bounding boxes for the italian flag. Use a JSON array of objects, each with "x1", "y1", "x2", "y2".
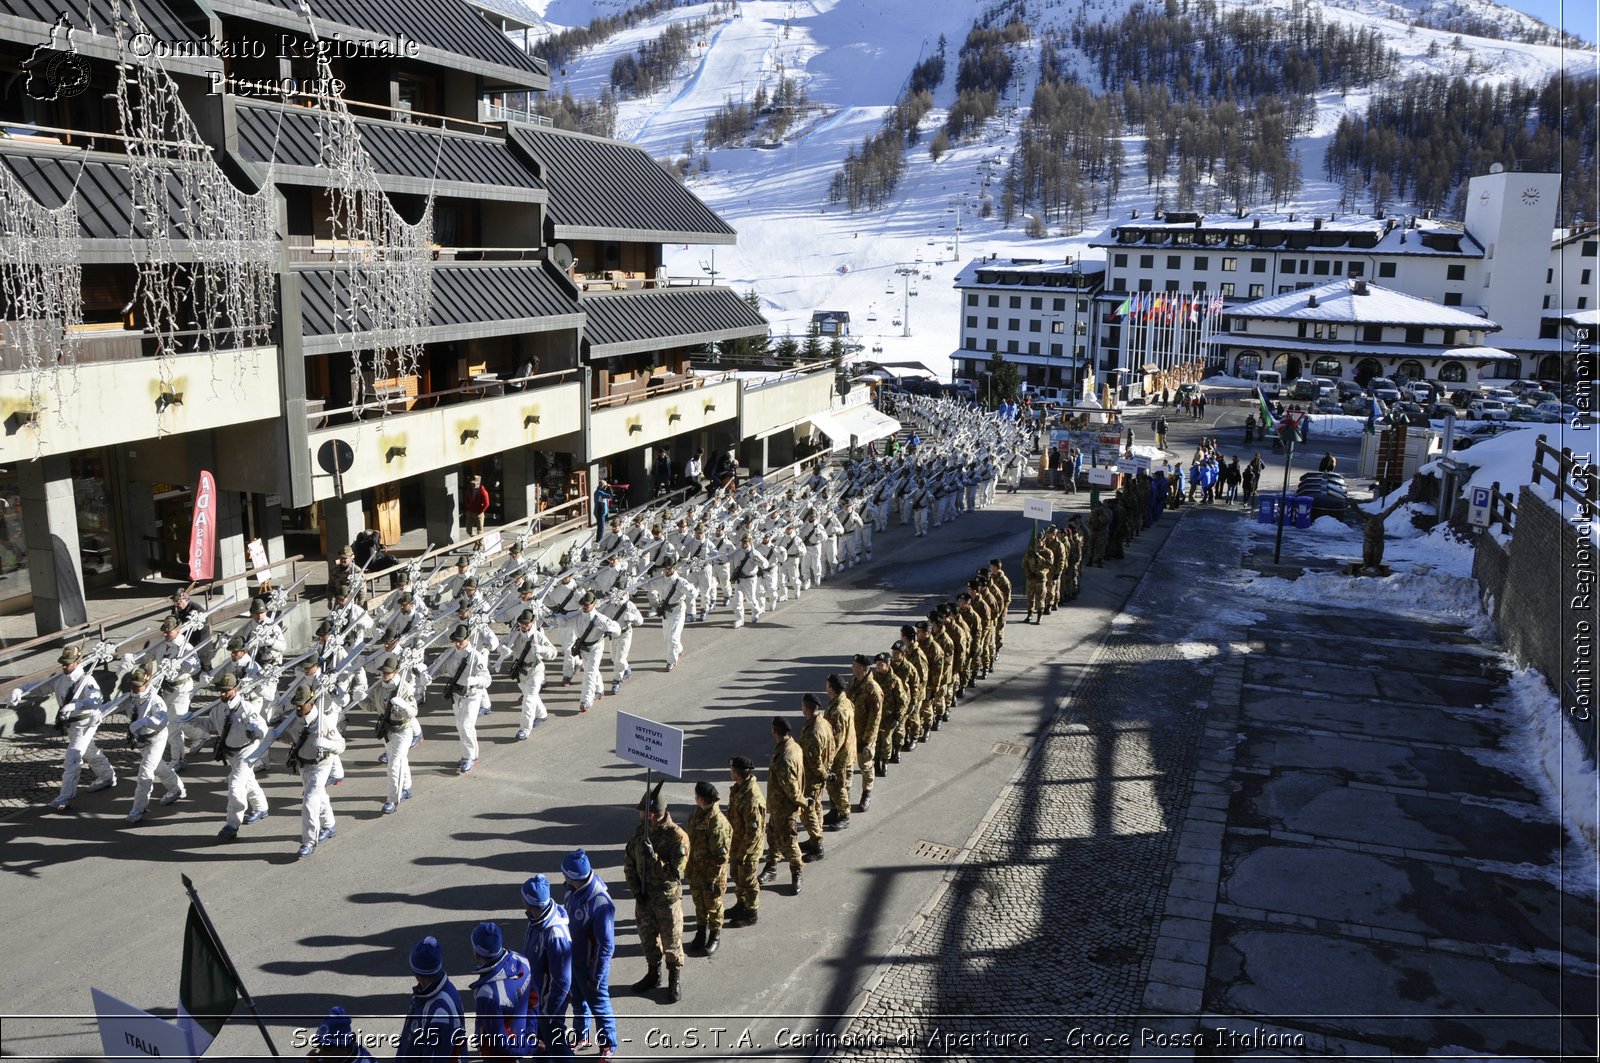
[{"x1": 177, "y1": 903, "x2": 241, "y2": 1055}]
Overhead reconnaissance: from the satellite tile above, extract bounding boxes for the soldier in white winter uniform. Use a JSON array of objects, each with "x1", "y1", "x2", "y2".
[{"x1": 45, "y1": 645, "x2": 114, "y2": 810}]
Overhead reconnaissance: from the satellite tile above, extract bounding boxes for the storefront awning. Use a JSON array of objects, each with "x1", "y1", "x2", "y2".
[{"x1": 809, "y1": 404, "x2": 901, "y2": 451}]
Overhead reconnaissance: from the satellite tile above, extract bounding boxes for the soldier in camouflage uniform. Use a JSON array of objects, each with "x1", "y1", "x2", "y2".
[
  {"x1": 917, "y1": 620, "x2": 949, "y2": 733},
  {"x1": 1043, "y1": 525, "x2": 1068, "y2": 614},
  {"x1": 1119, "y1": 484, "x2": 1140, "y2": 549},
  {"x1": 798, "y1": 694, "x2": 836, "y2": 862},
  {"x1": 760, "y1": 718, "x2": 807, "y2": 894},
  {"x1": 960, "y1": 588, "x2": 993, "y2": 681},
  {"x1": 623, "y1": 782, "x2": 690, "y2": 1003},
  {"x1": 1087, "y1": 501, "x2": 1110, "y2": 567},
  {"x1": 874, "y1": 651, "x2": 910, "y2": 768},
  {"x1": 822, "y1": 674, "x2": 856, "y2": 829},
  {"x1": 988, "y1": 559, "x2": 1012, "y2": 651},
  {"x1": 846, "y1": 656, "x2": 885, "y2": 808},
  {"x1": 896, "y1": 626, "x2": 928, "y2": 750},
  {"x1": 726, "y1": 755, "x2": 767, "y2": 925},
  {"x1": 1023, "y1": 535, "x2": 1051, "y2": 623},
  {"x1": 685, "y1": 780, "x2": 732, "y2": 957},
  {"x1": 934, "y1": 606, "x2": 965, "y2": 708},
  {"x1": 1062, "y1": 519, "x2": 1084, "y2": 602}
]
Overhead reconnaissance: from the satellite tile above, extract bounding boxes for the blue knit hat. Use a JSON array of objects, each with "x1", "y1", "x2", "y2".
[
  {"x1": 409, "y1": 935, "x2": 443, "y2": 976},
  {"x1": 520, "y1": 874, "x2": 552, "y2": 911},
  {"x1": 561, "y1": 849, "x2": 592, "y2": 883},
  {"x1": 314, "y1": 1005, "x2": 355, "y2": 1047},
  {"x1": 471, "y1": 921, "x2": 503, "y2": 958}
]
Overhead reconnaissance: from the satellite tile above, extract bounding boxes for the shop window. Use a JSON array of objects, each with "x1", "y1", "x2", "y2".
[
  {"x1": 1312, "y1": 357, "x2": 1343, "y2": 377},
  {"x1": 1439, "y1": 361, "x2": 1467, "y2": 383}
]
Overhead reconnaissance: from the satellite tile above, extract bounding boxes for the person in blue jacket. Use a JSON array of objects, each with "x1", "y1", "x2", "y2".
[
  {"x1": 308, "y1": 1006, "x2": 375, "y2": 1061},
  {"x1": 562, "y1": 848, "x2": 618, "y2": 1059},
  {"x1": 398, "y1": 936, "x2": 464, "y2": 1062},
  {"x1": 520, "y1": 875, "x2": 575, "y2": 1057},
  {"x1": 468, "y1": 922, "x2": 534, "y2": 1059}
]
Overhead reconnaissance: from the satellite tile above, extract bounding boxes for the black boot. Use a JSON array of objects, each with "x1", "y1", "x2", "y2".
[
  {"x1": 858, "y1": 792, "x2": 872, "y2": 813},
  {"x1": 704, "y1": 930, "x2": 720, "y2": 956},
  {"x1": 791, "y1": 869, "x2": 804, "y2": 894},
  {"x1": 688, "y1": 927, "x2": 706, "y2": 954},
  {"x1": 630, "y1": 965, "x2": 660, "y2": 993},
  {"x1": 889, "y1": 748, "x2": 901, "y2": 764},
  {"x1": 803, "y1": 847, "x2": 825, "y2": 863},
  {"x1": 874, "y1": 758, "x2": 887, "y2": 778},
  {"x1": 666, "y1": 967, "x2": 682, "y2": 1004},
  {"x1": 757, "y1": 858, "x2": 777, "y2": 884},
  {"x1": 800, "y1": 836, "x2": 820, "y2": 854}
]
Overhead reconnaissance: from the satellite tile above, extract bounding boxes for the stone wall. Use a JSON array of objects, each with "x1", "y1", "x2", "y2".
[{"x1": 1477, "y1": 487, "x2": 1598, "y2": 761}]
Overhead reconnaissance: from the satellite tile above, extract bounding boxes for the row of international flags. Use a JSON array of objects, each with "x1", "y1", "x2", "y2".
[{"x1": 1112, "y1": 291, "x2": 1228, "y2": 323}]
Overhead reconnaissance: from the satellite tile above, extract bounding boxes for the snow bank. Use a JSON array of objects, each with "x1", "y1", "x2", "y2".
[
  {"x1": 1303, "y1": 414, "x2": 1368, "y2": 439},
  {"x1": 1501, "y1": 666, "x2": 1600, "y2": 886}
]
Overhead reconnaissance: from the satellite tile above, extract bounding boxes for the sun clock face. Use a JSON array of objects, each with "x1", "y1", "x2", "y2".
[{"x1": 1521, "y1": 187, "x2": 1542, "y2": 206}]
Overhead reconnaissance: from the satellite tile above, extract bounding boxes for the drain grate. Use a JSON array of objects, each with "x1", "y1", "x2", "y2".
[
  {"x1": 992, "y1": 741, "x2": 1030, "y2": 758},
  {"x1": 911, "y1": 840, "x2": 959, "y2": 862}
]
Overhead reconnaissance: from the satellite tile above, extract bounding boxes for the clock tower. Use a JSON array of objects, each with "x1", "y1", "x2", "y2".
[{"x1": 1463, "y1": 167, "x2": 1560, "y2": 341}]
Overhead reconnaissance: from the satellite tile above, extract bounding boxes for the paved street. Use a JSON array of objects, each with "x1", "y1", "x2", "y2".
[
  {"x1": 3, "y1": 400, "x2": 1592, "y2": 1062},
  {"x1": 0, "y1": 468, "x2": 1167, "y2": 1061}
]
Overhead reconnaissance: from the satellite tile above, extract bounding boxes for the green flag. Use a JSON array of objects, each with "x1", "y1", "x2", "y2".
[{"x1": 178, "y1": 904, "x2": 240, "y2": 1050}]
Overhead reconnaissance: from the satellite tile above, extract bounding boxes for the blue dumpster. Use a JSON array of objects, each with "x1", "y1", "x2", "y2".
[
  {"x1": 1257, "y1": 496, "x2": 1279, "y2": 525},
  {"x1": 1293, "y1": 495, "x2": 1315, "y2": 529}
]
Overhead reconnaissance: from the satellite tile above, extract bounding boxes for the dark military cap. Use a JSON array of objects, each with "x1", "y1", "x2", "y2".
[
  {"x1": 852, "y1": 653, "x2": 871, "y2": 667},
  {"x1": 160, "y1": 617, "x2": 180, "y2": 634},
  {"x1": 214, "y1": 673, "x2": 239, "y2": 692},
  {"x1": 517, "y1": 609, "x2": 535, "y2": 625},
  {"x1": 380, "y1": 656, "x2": 401, "y2": 674},
  {"x1": 729, "y1": 755, "x2": 754, "y2": 774},
  {"x1": 694, "y1": 780, "x2": 719, "y2": 804},
  {"x1": 227, "y1": 636, "x2": 246, "y2": 652},
  {"x1": 874, "y1": 651, "x2": 891, "y2": 663},
  {"x1": 290, "y1": 685, "x2": 314, "y2": 706},
  {"x1": 450, "y1": 624, "x2": 471, "y2": 642}
]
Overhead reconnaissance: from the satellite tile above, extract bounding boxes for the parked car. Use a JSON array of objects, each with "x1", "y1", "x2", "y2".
[
  {"x1": 1312, "y1": 397, "x2": 1342, "y2": 415},
  {"x1": 1508, "y1": 404, "x2": 1545, "y2": 423},
  {"x1": 1336, "y1": 380, "x2": 1365, "y2": 401},
  {"x1": 1535, "y1": 401, "x2": 1579, "y2": 423},
  {"x1": 1451, "y1": 421, "x2": 1509, "y2": 450},
  {"x1": 1507, "y1": 379, "x2": 1547, "y2": 397},
  {"x1": 1342, "y1": 395, "x2": 1383, "y2": 416},
  {"x1": 1522, "y1": 390, "x2": 1559, "y2": 407},
  {"x1": 1367, "y1": 377, "x2": 1402, "y2": 402},
  {"x1": 1482, "y1": 387, "x2": 1517, "y2": 404},
  {"x1": 1427, "y1": 402, "x2": 1459, "y2": 420},
  {"x1": 1449, "y1": 388, "x2": 1477, "y2": 409},
  {"x1": 1312, "y1": 376, "x2": 1338, "y2": 396},
  {"x1": 1468, "y1": 399, "x2": 1510, "y2": 421},
  {"x1": 1388, "y1": 401, "x2": 1428, "y2": 425},
  {"x1": 1252, "y1": 369, "x2": 1283, "y2": 393},
  {"x1": 948, "y1": 380, "x2": 978, "y2": 400}
]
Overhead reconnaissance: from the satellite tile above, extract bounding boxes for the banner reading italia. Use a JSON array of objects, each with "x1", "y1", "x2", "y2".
[{"x1": 188, "y1": 471, "x2": 216, "y2": 582}]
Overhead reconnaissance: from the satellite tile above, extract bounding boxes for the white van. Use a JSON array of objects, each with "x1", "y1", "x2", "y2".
[{"x1": 1252, "y1": 369, "x2": 1282, "y2": 394}]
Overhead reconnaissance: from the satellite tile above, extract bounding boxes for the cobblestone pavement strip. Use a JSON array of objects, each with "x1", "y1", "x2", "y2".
[{"x1": 836, "y1": 506, "x2": 1598, "y2": 1061}]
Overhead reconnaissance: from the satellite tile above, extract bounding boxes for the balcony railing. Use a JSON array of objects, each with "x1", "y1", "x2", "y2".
[
  {"x1": 477, "y1": 100, "x2": 553, "y2": 127},
  {"x1": 589, "y1": 369, "x2": 736, "y2": 411},
  {"x1": 286, "y1": 236, "x2": 546, "y2": 264},
  {"x1": 2, "y1": 323, "x2": 267, "y2": 373},
  {"x1": 308, "y1": 367, "x2": 579, "y2": 429}
]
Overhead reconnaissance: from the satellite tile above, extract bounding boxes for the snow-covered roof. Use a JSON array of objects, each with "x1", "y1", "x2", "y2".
[
  {"x1": 1226, "y1": 281, "x2": 1498, "y2": 330},
  {"x1": 1558, "y1": 308, "x2": 1600, "y2": 326},
  {"x1": 1553, "y1": 226, "x2": 1600, "y2": 250},
  {"x1": 955, "y1": 258, "x2": 1105, "y2": 289},
  {"x1": 1087, "y1": 213, "x2": 1481, "y2": 258}
]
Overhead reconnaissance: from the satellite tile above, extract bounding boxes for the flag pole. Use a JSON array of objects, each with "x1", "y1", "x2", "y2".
[
  {"x1": 1272, "y1": 432, "x2": 1296, "y2": 565},
  {"x1": 180, "y1": 874, "x2": 280, "y2": 1056}
]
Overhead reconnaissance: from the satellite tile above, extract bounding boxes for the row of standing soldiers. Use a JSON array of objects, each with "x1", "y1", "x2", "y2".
[{"x1": 1023, "y1": 471, "x2": 1166, "y2": 617}]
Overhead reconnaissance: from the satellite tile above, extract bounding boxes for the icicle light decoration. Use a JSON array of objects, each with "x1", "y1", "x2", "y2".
[
  {"x1": 0, "y1": 163, "x2": 84, "y2": 430},
  {"x1": 112, "y1": 0, "x2": 278, "y2": 399},
  {"x1": 304, "y1": 11, "x2": 438, "y2": 416}
]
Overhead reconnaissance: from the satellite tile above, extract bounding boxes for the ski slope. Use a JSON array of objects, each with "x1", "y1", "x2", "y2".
[{"x1": 522, "y1": 0, "x2": 1596, "y2": 379}]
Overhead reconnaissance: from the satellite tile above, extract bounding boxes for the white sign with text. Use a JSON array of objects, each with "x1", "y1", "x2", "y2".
[
  {"x1": 1022, "y1": 497, "x2": 1054, "y2": 521},
  {"x1": 616, "y1": 710, "x2": 684, "y2": 778}
]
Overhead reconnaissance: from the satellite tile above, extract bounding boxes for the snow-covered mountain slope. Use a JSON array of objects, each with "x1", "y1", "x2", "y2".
[{"x1": 519, "y1": 0, "x2": 1596, "y2": 378}]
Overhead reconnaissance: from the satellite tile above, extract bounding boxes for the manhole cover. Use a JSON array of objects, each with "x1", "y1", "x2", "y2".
[
  {"x1": 911, "y1": 840, "x2": 959, "y2": 862},
  {"x1": 991, "y1": 741, "x2": 1029, "y2": 758}
]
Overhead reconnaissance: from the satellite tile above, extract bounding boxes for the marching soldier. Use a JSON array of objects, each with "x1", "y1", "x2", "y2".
[
  {"x1": 207, "y1": 673, "x2": 269, "y2": 840},
  {"x1": 549, "y1": 591, "x2": 621, "y2": 713},
  {"x1": 543, "y1": 571, "x2": 584, "y2": 684},
  {"x1": 798, "y1": 695, "x2": 836, "y2": 863},
  {"x1": 725, "y1": 756, "x2": 767, "y2": 926},
  {"x1": 727, "y1": 532, "x2": 766, "y2": 628},
  {"x1": 895, "y1": 627, "x2": 926, "y2": 750},
  {"x1": 873, "y1": 651, "x2": 910, "y2": 769},
  {"x1": 426, "y1": 623, "x2": 492, "y2": 774},
  {"x1": 1043, "y1": 525, "x2": 1067, "y2": 615},
  {"x1": 169, "y1": 586, "x2": 215, "y2": 669},
  {"x1": 1087, "y1": 500, "x2": 1110, "y2": 567},
  {"x1": 624, "y1": 782, "x2": 689, "y2": 1003},
  {"x1": 988, "y1": 559, "x2": 1012, "y2": 649},
  {"x1": 846, "y1": 655, "x2": 884, "y2": 810},
  {"x1": 913, "y1": 620, "x2": 945, "y2": 737},
  {"x1": 598, "y1": 589, "x2": 644, "y2": 696},
  {"x1": 760, "y1": 717, "x2": 806, "y2": 893},
  {"x1": 124, "y1": 666, "x2": 185, "y2": 823},
  {"x1": 207, "y1": 636, "x2": 265, "y2": 693},
  {"x1": 280, "y1": 684, "x2": 343, "y2": 859},
  {"x1": 562, "y1": 849, "x2": 619, "y2": 1059},
  {"x1": 139, "y1": 617, "x2": 203, "y2": 775},
  {"x1": 498, "y1": 609, "x2": 556, "y2": 739},
  {"x1": 685, "y1": 780, "x2": 732, "y2": 956},
  {"x1": 1063, "y1": 519, "x2": 1084, "y2": 603},
  {"x1": 364, "y1": 656, "x2": 419, "y2": 813},
  {"x1": 45, "y1": 645, "x2": 114, "y2": 811},
  {"x1": 643, "y1": 559, "x2": 694, "y2": 672}
]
